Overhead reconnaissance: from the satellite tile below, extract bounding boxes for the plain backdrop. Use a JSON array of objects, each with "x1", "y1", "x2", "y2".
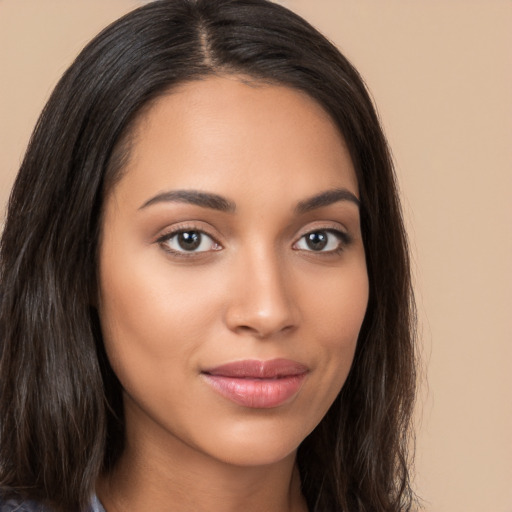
[{"x1": 0, "y1": 1, "x2": 511, "y2": 511}]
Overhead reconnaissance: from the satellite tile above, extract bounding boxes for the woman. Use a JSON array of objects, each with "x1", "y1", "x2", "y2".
[{"x1": 0, "y1": 0, "x2": 417, "y2": 511}]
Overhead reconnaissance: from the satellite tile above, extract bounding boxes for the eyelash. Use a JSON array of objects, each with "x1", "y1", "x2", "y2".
[
  {"x1": 156, "y1": 224, "x2": 221, "y2": 258},
  {"x1": 293, "y1": 228, "x2": 352, "y2": 255},
  {"x1": 155, "y1": 225, "x2": 352, "y2": 259}
]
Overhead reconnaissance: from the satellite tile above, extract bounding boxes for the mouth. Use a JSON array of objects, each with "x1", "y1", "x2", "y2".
[{"x1": 201, "y1": 359, "x2": 309, "y2": 409}]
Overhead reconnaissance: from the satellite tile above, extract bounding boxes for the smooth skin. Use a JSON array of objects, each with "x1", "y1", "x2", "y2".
[{"x1": 97, "y1": 75, "x2": 369, "y2": 512}]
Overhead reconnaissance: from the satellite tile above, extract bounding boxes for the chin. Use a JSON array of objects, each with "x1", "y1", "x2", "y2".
[
  {"x1": 198, "y1": 420, "x2": 311, "y2": 468},
  {"x1": 212, "y1": 443, "x2": 298, "y2": 468}
]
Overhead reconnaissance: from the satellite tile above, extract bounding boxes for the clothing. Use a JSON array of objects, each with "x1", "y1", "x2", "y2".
[{"x1": 0, "y1": 495, "x2": 105, "y2": 512}]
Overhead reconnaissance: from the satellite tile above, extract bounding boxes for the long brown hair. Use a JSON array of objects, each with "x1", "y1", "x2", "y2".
[{"x1": 0, "y1": 1, "x2": 417, "y2": 510}]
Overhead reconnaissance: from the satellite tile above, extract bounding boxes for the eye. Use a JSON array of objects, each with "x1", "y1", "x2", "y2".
[
  {"x1": 158, "y1": 230, "x2": 221, "y2": 254},
  {"x1": 294, "y1": 229, "x2": 348, "y2": 253}
]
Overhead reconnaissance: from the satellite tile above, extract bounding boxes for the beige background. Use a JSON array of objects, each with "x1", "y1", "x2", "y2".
[{"x1": 1, "y1": 1, "x2": 511, "y2": 511}]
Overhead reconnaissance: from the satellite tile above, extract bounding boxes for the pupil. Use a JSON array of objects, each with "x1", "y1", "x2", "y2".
[
  {"x1": 178, "y1": 231, "x2": 201, "y2": 251},
  {"x1": 306, "y1": 231, "x2": 328, "y2": 251}
]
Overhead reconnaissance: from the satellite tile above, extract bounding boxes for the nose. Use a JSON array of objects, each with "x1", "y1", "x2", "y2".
[{"x1": 223, "y1": 248, "x2": 299, "y2": 339}]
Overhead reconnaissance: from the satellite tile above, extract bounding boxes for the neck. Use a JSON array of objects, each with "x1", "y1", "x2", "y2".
[{"x1": 97, "y1": 406, "x2": 308, "y2": 512}]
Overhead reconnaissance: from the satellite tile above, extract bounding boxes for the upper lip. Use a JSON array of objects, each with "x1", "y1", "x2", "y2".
[{"x1": 202, "y1": 359, "x2": 309, "y2": 379}]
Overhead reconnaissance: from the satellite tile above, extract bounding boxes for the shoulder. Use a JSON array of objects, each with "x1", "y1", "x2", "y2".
[
  {"x1": 0, "y1": 496, "x2": 104, "y2": 512},
  {"x1": 0, "y1": 498, "x2": 50, "y2": 512}
]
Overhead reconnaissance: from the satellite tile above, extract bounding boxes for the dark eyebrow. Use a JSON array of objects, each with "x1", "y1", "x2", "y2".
[
  {"x1": 139, "y1": 189, "x2": 236, "y2": 213},
  {"x1": 295, "y1": 188, "x2": 360, "y2": 214}
]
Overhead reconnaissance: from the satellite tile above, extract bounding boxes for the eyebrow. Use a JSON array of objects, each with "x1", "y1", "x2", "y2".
[
  {"x1": 295, "y1": 188, "x2": 360, "y2": 214},
  {"x1": 139, "y1": 190, "x2": 236, "y2": 212},
  {"x1": 139, "y1": 187, "x2": 360, "y2": 214}
]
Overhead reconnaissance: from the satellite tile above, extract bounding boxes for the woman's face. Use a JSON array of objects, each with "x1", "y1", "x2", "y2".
[{"x1": 98, "y1": 75, "x2": 368, "y2": 467}]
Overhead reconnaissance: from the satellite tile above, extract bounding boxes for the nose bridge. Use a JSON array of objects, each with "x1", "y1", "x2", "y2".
[{"x1": 224, "y1": 242, "x2": 298, "y2": 337}]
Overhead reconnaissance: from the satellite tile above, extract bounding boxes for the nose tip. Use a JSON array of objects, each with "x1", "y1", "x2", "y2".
[
  {"x1": 223, "y1": 261, "x2": 299, "y2": 339},
  {"x1": 227, "y1": 307, "x2": 297, "y2": 339}
]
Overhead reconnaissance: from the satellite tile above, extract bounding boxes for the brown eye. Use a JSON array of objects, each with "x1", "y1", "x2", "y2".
[
  {"x1": 294, "y1": 229, "x2": 349, "y2": 253},
  {"x1": 176, "y1": 231, "x2": 202, "y2": 251},
  {"x1": 304, "y1": 231, "x2": 328, "y2": 251},
  {"x1": 159, "y1": 230, "x2": 221, "y2": 254}
]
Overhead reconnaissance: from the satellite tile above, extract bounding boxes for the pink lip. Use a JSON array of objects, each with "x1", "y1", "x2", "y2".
[{"x1": 201, "y1": 359, "x2": 309, "y2": 409}]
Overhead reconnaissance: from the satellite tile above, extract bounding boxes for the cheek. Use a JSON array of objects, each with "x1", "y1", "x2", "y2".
[
  {"x1": 99, "y1": 231, "x2": 220, "y2": 341},
  {"x1": 302, "y1": 253, "x2": 368, "y2": 340},
  {"x1": 97, "y1": 241, "x2": 218, "y2": 396},
  {"x1": 96, "y1": 262, "x2": 217, "y2": 444},
  {"x1": 300, "y1": 260, "x2": 368, "y2": 398}
]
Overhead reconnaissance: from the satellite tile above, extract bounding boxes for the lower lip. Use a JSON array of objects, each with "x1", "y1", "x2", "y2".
[{"x1": 202, "y1": 373, "x2": 307, "y2": 408}]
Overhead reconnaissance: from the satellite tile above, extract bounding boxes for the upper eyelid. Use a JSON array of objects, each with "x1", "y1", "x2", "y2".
[
  {"x1": 157, "y1": 229, "x2": 216, "y2": 244},
  {"x1": 156, "y1": 227, "x2": 221, "y2": 257},
  {"x1": 155, "y1": 222, "x2": 221, "y2": 243},
  {"x1": 153, "y1": 221, "x2": 352, "y2": 245},
  {"x1": 294, "y1": 222, "x2": 350, "y2": 240},
  {"x1": 294, "y1": 228, "x2": 351, "y2": 247}
]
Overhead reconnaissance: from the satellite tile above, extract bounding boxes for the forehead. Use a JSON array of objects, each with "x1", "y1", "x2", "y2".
[{"x1": 111, "y1": 75, "x2": 358, "y2": 208}]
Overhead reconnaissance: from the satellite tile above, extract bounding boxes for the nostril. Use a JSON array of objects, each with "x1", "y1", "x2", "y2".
[
  {"x1": 236, "y1": 324, "x2": 267, "y2": 337},
  {"x1": 223, "y1": 275, "x2": 300, "y2": 338},
  {"x1": 233, "y1": 322, "x2": 296, "y2": 339}
]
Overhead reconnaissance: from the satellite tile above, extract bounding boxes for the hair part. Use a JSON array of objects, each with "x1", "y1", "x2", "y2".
[{"x1": 0, "y1": 1, "x2": 417, "y2": 510}]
